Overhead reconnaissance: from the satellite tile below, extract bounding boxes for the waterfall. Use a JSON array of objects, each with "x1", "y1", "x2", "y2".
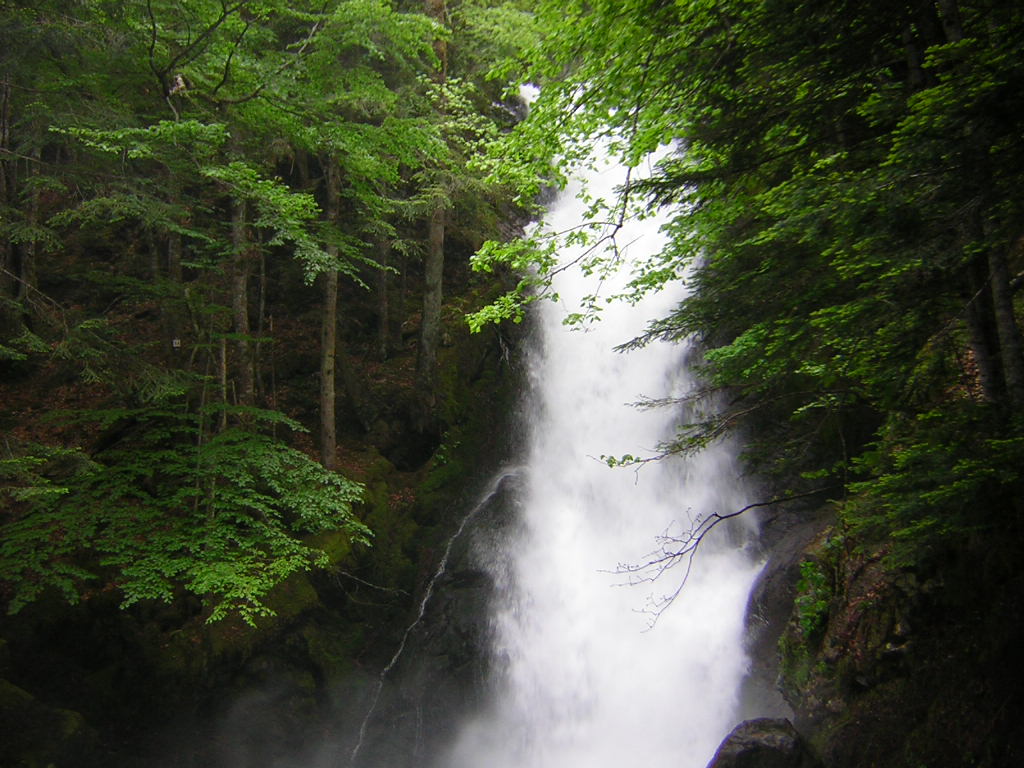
[{"x1": 439, "y1": 149, "x2": 764, "y2": 768}]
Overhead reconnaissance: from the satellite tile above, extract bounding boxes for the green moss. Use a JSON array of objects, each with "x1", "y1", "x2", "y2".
[
  {"x1": 262, "y1": 572, "x2": 320, "y2": 621},
  {"x1": 362, "y1": 480, "x2": 418, "y2": 591},
  {"x1": 301, "y1": 622, "x2": 365, "y2": 679},
  {"x1": 0, "y1": 677, "x2": 34, "y2": 709},
  {"x1": 308, "y1": 529, "x2": 355, "y2": 565},
  {"x1": 198, "y1": 571, "x2": 322, "y2": 665},
  {"x1": 417, "y1": 320, "x2": 517, "y2": 520},
  {"x1": 779, "y1": 629, "x2": 820, "y2": 693}
]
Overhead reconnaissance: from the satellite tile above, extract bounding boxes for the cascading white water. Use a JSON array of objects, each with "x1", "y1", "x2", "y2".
[{"x1": 441, "y1": 149, "x2": 764, "y2": 768}]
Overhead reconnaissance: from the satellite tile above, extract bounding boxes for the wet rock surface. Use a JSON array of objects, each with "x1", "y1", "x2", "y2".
[
  {"x1": 346, "y1": 469, "x2": 523, "y2": 768},
  {"x1": 706, "y1": 717, "x2": 821, "y2": 768}
]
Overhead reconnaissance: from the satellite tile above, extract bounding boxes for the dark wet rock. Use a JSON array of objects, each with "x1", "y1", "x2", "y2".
[
  {"x1": 344, "y1": 469, "x2": 525, "y2": 768},
  {"x1": 739, "y1": 503, "x2": 832, "y2": 720},
  {"x1": 706, "y1": 717, "x2": 821, "y2": 768}
]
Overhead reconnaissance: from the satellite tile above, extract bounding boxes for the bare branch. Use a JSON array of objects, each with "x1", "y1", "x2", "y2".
[{"x1": 608, "y1": 487, "x2": 836, "y2": 627}]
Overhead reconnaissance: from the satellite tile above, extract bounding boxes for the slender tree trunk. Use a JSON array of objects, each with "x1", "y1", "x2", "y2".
[
  {"x1": 17, "y1": 147, "x2": 40, "y2": 313},
  {"x1": 256, "y1": 251, "x2": 267, "y2": 399},
  {"x1": 902, "y1": 24, "x2": 926, "y2": 90},
  {"x1": 159, "y1": 175, "x2": 186, "y2": 358},
  {"x1": 320, "y1": 268, "x2": 339, "y2": 470},
  {"x1": 395, "y1": 247, "x2": 408, "y2": 351},
  {"x1": 167, "y1": 186, "x2": 184, "y2": 292},
  {"x1": 989, "y1": 243, "x2": 1024, "y2": 408},
  {"x1": 417, "y1": 204, "x2": 446, "y2": 394},
  {"x1": 0, "y1": 74, "x2": 20, "y2": 342},
  {"x1": 0, "y1": 75, "x2": 14, "y2": 306},
  {"x1": 965, "y1": 253, "x2": 1004, "y2": 403},
  {"x1": 165, "y1": 226, "x2": 185, "y2": 359},
  {"x1": 416, "y1": 0, "x2": 449, "y2": 397},
  {"x1": 230, "y1": 197, "x2": 255, "y2": 407},
  {"x1": 376, "y1": 238, "x2": 391, "y2": 361},
  {"x1": 935, "y1": 0, "x2": 964, "y2": 43},
  {"x1": 320, "y1": 160, "x2": 342, "y2": 470},
  {"x1": 167, "y1": 229, "x2": 183, "y2": 283},
  {"x1": 219, "y1": 336, "x2": 229, "y2": 431}
]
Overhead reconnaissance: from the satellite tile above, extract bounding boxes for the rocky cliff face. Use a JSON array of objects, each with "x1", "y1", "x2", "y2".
[{"x1": 733, "y1": 509, "x2": 1024, "y2": 768}]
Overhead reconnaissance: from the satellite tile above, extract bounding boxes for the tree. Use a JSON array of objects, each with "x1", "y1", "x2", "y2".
[
  {"x1": 470, "y1": 0, "x2": 1024, "y2": 556},
  {"x1": 413, "y1": 0, "x2": 538, "y2": 400},
  {"x1": 415, "y1": 0, "x2": 450, "y2": 401},
  {"x1": 0, "y1": 0, "x2": 373, "y2": 620},
  {"x1": 0, "y1": 0, "x2": 538, "y2": 621},
  {"x1": 284, "y1": 0, "x2": 442, "y2": 464}
]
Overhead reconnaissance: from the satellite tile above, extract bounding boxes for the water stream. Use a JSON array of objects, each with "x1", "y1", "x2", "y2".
[{"x1": 434, "y1": 152, "x2": 765, "y2": 767}]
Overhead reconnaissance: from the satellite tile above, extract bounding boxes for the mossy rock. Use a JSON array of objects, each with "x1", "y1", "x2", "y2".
[
  {"x1": 0, "y1": 678, "x2": 98, "y2": 767},
  {"x1": 308, "y1": 528, "x2": 357, "y2": 566},
  {"x1": 301, "y1": 621, "x2": 364, "y2": 680},
  {"x1": 261, "y1": 572, "x2": 321, "y2": 623}
]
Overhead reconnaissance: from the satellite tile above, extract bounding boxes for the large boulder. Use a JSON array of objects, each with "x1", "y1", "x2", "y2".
[{"x1": 707, "y1": 718, "x2": 821, "y2": 768}]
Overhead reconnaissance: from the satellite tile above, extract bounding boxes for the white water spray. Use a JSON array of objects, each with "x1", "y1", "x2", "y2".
[{"x1": 441, "y1": 149, "x2": 764, "y2": 768}]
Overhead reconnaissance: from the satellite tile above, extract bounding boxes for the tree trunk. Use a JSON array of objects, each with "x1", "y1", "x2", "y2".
[
  {"x1": 416, "y1": 0, "x2": 449, "y2": 397},
  {"x1": 219, "y1": 336, "x2": 229, "y2": 431},
  {"x1": 230, "y1": 197, "x2": 255, "y2": 407},
  {"x1": 320, "y1": 268, "x2": 339, "y2": 470},
  {"x1": 0, "y1": 75, "x2": 21, "y2": 345},
  {"x1": 320, "y1": 159, "x2": 342, "y2": 470},
  {"x1": 255, "y1": 251, "x2": 267, "y2": 400},
  {"x1": 989, "y1": 243, "x2": 1024, "y2": 408},
  {"x1": 902, "y1": 24, "x2": 926, "y2": 90},
  {"x1": 425, "y1": 0, "x2": 449, "y2": 66},
  {"x1": 376, "y1": 238, "x2": 391, "y2": 361},
  {"x1": 0, "y1": 75, "x2": 13, "y2": 306},
  {"x1": 417, "y1": 203, "x2": 446, "y2": 395},
  {"x1": 16, "y1": 146, "x2": 40, "y2": 312},
  {"x1": 167, "y1": 229, "x2": 183, "y2": 283},
  {"x1": 965, "y1": 253, "x2": 1004, "y2": 403},
  {"x1": 395, "y1": 246, "x2": 408, "y2": 352},
  {"x1": 935, "y1": 0, "x2": 964, "y2": 43}
]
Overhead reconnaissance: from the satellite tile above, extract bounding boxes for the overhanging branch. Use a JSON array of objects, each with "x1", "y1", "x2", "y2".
[{"x1": 611, "y1": 486, "x2": 837, "y2": 627}]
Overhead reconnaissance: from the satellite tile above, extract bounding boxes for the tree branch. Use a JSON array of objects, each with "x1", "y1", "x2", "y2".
[{"x1": 610, "y1": 486, "x2": 837, "y2": 627}]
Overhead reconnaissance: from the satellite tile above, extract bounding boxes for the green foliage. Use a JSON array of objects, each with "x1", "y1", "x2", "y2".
[
  {"x1": 0, "y1": 406, "x2": 367, "y2": 625},
  {"x1": 842, "y1": 406, "x2": 1024, "y2": 563},
  {"x1": 794, "y1": 559, "x2": 832, "y2": 642}
]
